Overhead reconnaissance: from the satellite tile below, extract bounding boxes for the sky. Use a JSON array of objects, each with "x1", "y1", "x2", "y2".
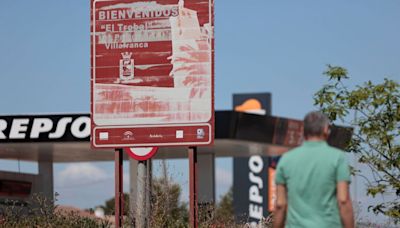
[{"x1": 0, "y1": 0, "x2": 399, "y2": 224}]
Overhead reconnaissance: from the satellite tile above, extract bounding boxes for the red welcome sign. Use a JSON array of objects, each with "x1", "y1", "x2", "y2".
[{"x1": 91, "y1": 0, "x2": 214, "y2": 148}]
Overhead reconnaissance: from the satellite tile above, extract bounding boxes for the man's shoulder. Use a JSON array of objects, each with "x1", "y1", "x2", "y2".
[
  {"x1": 282, "y1": 142, "x2": 345, "y2": 161},
  {"x1": 279, "y1": 146, "x2": 303, "y2": 163},
  {"x1": 284, "y1": 144, "x2": 308, "y2": 156},
  {"x1": 325, "y1": 144, "x2": 346, "y2": 157}
]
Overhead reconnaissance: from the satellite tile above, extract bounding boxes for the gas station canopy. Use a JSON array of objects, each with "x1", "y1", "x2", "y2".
[{"x1": 0, "y1": 111, "x2": 352, "y2": 163}]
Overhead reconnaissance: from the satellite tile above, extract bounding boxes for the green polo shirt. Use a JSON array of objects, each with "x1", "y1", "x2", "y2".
[{"x1": 275, "y1": 141, "x2": 351, "y2": 228}]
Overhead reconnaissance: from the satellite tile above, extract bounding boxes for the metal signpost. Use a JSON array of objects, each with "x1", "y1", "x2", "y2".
[
  {"x1": 188, "y1": 146, "x2": 198, "y2": 227},
  {"x1": 91, "y1": 0, "x2": 214, "y2": 227},
  {"x1": 114, "y1": 148, "x2": 124, "y2": 227}
]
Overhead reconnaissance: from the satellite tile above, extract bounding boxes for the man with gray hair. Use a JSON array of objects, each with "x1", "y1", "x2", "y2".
[{"x1": 273, "y1": 111, "x2": 354, "y2": 228}]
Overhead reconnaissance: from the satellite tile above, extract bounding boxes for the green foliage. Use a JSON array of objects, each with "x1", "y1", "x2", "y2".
[
  {"x1": 199, "y1": 187, "x2": 273, "y2": 227},
  {"x1": 97, "y1": 177, "x2": 189, "y2": 227},
  {"x1": 195, "y1": 188, "x2": 235, "y2": 227},
  {"x1": 314, "y1": 65, "x2": 400, "y2": 222},
  {"x1": 0, "y1": 194, "x2": 111, "y2": 228},
  {"x1": 100, "y1": 193, "x2": 130, "y2": 216},
  {"x1": 214, "y1": 187, "x2": 234, "y2": 222},
  {"x1": 149, "y1": 177, "x2": 188, "y2": 228},
  {"x1": 0, "y1": 185, "x2": 270, "y2": 227}
]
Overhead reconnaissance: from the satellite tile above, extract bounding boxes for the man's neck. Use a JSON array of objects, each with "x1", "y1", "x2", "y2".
[{"x1": 305, "y1": 136, "x2": 326, "y2": 142}]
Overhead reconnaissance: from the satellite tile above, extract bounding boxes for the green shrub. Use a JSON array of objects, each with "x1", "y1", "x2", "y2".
[{"x1": 0, "y1": 194, "x2": 111, "y2": 228}]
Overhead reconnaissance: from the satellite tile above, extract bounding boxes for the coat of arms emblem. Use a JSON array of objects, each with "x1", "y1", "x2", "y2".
[{"x1": 119, "y1": 52, "x2": 134, "y2": 82}]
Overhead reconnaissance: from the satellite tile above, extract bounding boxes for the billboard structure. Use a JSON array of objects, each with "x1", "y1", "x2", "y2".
[{"x1": 91, "y1": 0, "x2": 214, "y2": 148}]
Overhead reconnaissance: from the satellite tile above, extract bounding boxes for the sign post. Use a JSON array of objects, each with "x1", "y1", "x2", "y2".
[
  {"x1": 136, "y1": 160, "x2": 147, "y2": 227},
  {"x1": 188, "y1": 146, "x2": 198, "y2": 228},
  {"x1": 114, "y1": 148, "x2": 124, "y2": 227}
]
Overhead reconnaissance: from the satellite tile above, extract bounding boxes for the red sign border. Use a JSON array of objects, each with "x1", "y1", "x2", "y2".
[
  {"x1": 125, "y1": 147, "x2": 158, "y2": 161},
  {"x1": 90, "y1": 0, "x2": 215, "y2": 148}
]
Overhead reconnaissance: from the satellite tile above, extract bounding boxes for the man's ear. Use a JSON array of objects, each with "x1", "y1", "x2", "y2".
[{"x1": 323, "y1": 125, "x2": 330, "y2": 138}]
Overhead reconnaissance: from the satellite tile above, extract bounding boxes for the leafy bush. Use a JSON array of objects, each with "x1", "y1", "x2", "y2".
[
  {"x1": 314, "y1": 65, "x2": 400, "y2": 221},
  {"x1": 0, "y1": 194, "x2": 111, "y2": 228}
]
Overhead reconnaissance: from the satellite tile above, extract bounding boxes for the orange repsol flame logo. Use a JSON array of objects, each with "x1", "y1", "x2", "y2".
[{"x1": 235, "y1": 99, "x2": 266, "y2": 115}]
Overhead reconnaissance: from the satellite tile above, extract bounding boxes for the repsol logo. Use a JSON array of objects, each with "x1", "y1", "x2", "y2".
[
  {"x1": 248, "y1": 156, "x2": 264, "y2": 226},
  {"x1": 0, "y1": 115, "x2": 90, "y2": 142}
]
